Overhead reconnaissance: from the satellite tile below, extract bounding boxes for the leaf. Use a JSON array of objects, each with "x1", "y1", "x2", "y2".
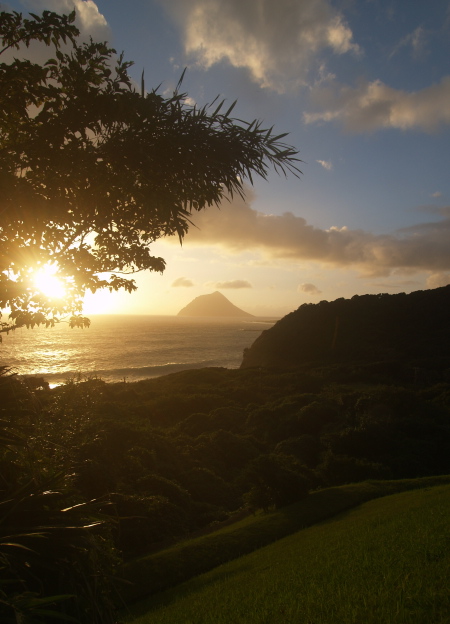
[
  {"x1": 223, "y1": 99, "x2": 237, "y2": 118},
  {"x1": 0, "y1": 542, "x2": 35, "y2": 552},
  {"x1": 175, "y1": 67, "x2": 187, "y2": 92}
]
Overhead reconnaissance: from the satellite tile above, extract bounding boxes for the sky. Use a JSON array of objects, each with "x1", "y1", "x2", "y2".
[{"x1": 4, "y1": 0, "x2": 450, "y2": 316}]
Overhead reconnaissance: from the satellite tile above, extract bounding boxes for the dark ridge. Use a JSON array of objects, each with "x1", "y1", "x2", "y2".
[{"x1": 241, "y1": 286, "x2": 450, "y2": 369}]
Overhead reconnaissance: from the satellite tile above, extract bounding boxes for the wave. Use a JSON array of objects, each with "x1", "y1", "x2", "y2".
[
  {"x1": 5, "y1": 316, "x2": 265, "y2": 386},
  {"x1": 20, "y1": 358, "x2": 236, "y2": 386}
]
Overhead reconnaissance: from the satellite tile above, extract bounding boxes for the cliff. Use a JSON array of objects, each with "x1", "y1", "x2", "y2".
[
  {"x1": 241, "y1": 286, "x2": 450, "y2": 369},
  {"x1": 177, "y1": 291, "x2": 253, "y2": 317}
]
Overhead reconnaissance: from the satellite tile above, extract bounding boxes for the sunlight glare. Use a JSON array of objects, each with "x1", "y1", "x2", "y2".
[
  {"x1": 83, "y1": 288, "x2": 120, "y2": 314},
  {"x1": 34, "y1": 264, "x2": 66, "y2": 299}
]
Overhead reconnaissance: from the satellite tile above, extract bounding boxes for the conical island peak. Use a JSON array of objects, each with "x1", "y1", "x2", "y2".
[{"x1": 177, "y1": 291, "x2": 253, "y2": 317}]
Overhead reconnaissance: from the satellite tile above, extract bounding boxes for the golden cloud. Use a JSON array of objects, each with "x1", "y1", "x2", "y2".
[
  {"x1": 304, "y1": 76, "x2": 450, "y2": 132},
  {"x1": 162, "y1": 0, "x2": 360, "y2": 91},
  {"x1": 215, "y1": 280, "x2": 252, "y2": 289},
  {"x1": 299, "y1": 283, "x2": 322, "y2": 295},
  {"x1": 26, "y1": 0, "x2": 110, "y2": 38},
  {"x1": 185, "y1": 190, "x2": 450, "y2": 277},
  {"x1": 172, "y1": 277, "x2": 195, "y2": 287}
]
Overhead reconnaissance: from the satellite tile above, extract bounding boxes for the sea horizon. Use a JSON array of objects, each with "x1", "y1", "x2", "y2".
[{"x1": 0, "y1": 315, "x2": 277, "y2": 386}]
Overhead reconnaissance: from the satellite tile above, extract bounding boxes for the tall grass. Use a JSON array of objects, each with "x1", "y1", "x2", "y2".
[{"x1": 124, "y1": 483, "x2": 450, "y2": 624}]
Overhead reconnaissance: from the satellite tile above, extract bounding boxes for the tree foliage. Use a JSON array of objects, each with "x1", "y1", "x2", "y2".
[
  {"x1": 0, "y1": 367, "x2": 118, "y2": 623},
  {"x1": 0, "y1": 9, "x2": 301, "y2": 330}
]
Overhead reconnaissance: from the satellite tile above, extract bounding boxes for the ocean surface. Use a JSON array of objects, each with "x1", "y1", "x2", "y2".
[{"x1": 0, "y1": 315, "x2": 275, "y2": 386}]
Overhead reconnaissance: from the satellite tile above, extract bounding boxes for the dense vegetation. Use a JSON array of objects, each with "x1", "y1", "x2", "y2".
[{"x1": 2, "y1": 344, "x2": 450, "y2": 619}]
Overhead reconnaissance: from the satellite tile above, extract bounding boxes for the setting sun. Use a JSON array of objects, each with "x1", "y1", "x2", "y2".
[{"x1": 34, "y1": 264, "x2": 66, "y2": 300}]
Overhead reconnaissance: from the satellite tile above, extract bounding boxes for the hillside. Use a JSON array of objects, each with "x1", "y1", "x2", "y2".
[
  {"x1": 6, "y1": 339, "x2": 450, "y2": 619},
  {"x1": 177, "y1": 291, "x2": 253, "y2": 317},
  {"x1": 241, "y1": 285, "x2": 450, "y2": 369},
  {"x1": 125, "y1": 483, "x2": 450, "y2": 623}
]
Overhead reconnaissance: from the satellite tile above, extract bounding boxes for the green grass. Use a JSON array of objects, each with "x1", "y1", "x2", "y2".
[
  {"x1": 123, "y1": 483, "x2": 450, "y2": 624},
  {"x1": 119, "y1": 475, "x2": 450, "y2": 604}
]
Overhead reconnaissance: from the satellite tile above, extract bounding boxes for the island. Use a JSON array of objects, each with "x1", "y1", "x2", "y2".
[{"x1": 177, "y1": 291, "x2": 254, "y2": 317}]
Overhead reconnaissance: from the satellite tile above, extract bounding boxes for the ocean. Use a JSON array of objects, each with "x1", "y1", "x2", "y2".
[{"x1": 0, "y1": 315, "x2": 274, "y2": 386}]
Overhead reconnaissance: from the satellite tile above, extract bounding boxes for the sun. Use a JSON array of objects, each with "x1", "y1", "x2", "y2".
[{"x1": 34, "y1": 264, "x2": 66, "y2": 300}]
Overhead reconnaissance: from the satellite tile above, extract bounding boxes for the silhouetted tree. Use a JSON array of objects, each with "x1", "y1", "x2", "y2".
[{"x1": 0, "y1": 9, "x2": 300, "y2": 331}]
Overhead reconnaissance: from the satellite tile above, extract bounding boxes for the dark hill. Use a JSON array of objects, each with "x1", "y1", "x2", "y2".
[
  {"x1": 240, "y1": 286, "x2": 450, "y2": 369},
  {"x1": 177, "y1": 291, "x2": 253, "y2": 317}
]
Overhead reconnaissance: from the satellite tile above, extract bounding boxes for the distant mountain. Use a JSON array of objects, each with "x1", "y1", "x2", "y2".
[
  {"x1": 177, "y1": 291, "x2": 253, "y2": 317},
  {"x1": 241, "y1": 286, "x2": 450, "y2": 369}
]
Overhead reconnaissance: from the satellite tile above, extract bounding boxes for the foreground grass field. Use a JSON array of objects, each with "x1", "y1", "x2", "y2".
[{"x1": 124, "y1": 484, "x2": 450, "y2": 624}]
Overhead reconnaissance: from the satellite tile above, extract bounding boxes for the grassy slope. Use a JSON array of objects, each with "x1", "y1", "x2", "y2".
[
  {"x1": 120, "y1": 475, "x2": 450, "y2": 604},
  {"x1": 124, "y1": 483, "x2": 450, "y2": 624}
]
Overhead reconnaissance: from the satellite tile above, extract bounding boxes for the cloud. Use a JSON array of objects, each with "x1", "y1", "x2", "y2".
[
  {"x1": 20, "y1": 0, "x2": 110, "y2": 40},
  {"x1": 408, "y1": 26, "x2": 427, "y2": 56},
  {"x1": 317, "y1": 159, "x2": 333, "y2": 170},
  {"x1": 304, "y1": 76, "x2": 450, "y2": 132},
  {"x1": 214, "y1": 280, "x2": 252, "y2": 289},
  {"x1": 426, "y1": 273, "x2": 450, "y2": 289},
  {"x1": 162, "y1": 0, "x2": 360, "y2": 91},
  {"x1": 299, "y1": 283, "x2": 322, "y2": 295},
  {"x1": 431, "y1": 191, "x2": 442, "y2": 198},
  {"x1": 172, "y1": 277, "x2": 194, "y2": 287},
  {"x1": 390, "y1": 26, "x2": 428, "y2": 60},
  {"x1": 417, "y1": 204, "x2": 450, "y2": 217},
  {"x1": 371, "y1": 279, "x2": 421, "y2": 290},
  {"x1": 1, "y1": 1, "x2": 111, "y2": 68},
  {"x1": 185, "y1": 188, "x2": 450, "y2": 277}
]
